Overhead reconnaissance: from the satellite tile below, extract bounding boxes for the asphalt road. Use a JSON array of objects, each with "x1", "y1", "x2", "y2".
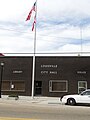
[{"x1": 0, "y1": 101, "x2": 90, "y2": 120}]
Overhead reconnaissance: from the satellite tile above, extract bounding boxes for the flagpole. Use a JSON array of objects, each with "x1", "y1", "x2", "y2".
[
  {"x1": 31, "y1": 0, "x2": 37, "y2": 99},
  {"x1": 80, "y1": 26, "x2": 83, "y2": 55}
]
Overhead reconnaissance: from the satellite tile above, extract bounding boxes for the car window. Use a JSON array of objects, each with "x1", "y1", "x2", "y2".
[{"x1": 81, "y1": 91, "x2": 90, "y2": 95}]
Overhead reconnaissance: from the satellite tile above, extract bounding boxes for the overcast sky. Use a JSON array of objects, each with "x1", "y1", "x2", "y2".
[{"x1": 0, "y1": 0, "x2": 90, "y2": 56}]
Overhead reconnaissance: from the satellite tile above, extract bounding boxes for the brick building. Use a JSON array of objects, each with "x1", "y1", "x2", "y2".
[{"x1": 0, "y1": 56, "x2": 90, "y2": 97}]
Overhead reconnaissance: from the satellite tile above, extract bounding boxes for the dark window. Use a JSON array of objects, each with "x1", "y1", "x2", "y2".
[
  {"x1": 81, "y1": 91, "x2": 90, "y2": 95},
  {"x1": 2, "y1": 80, "x2": 25, "y2": 92},
  {"x1": 49, "y1": 80, "x2": 68, "y2": 92}
]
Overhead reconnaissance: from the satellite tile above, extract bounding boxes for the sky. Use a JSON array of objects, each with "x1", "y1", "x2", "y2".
[{"x1": 0, "y1": 0, "x2": 90, "y2": 56}]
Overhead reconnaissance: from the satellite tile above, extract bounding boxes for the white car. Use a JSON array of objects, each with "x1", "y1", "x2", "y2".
[{"x1": 61, "y1": 89, "x2": 90, "y2": 105}]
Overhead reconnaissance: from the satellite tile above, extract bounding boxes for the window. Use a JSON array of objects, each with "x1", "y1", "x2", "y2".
[
  {"x1": 81, "y1": 91, "x2": 90, "y2": 95},
  {"x1": 49, "y1": 80, "x2": 68, "y2": 92},
  {"x1": 2, "y1": 81, "x2": 10, "y2": 91},
  {"x1": 78, "y1": 81, "x2": 87, "y2": 94},
  {"x1": 11, "y1": 81, "x2": 25, "y2": 91},
  {"x1": 2, "y1": 80, "x2": 25, "y2": 92}
]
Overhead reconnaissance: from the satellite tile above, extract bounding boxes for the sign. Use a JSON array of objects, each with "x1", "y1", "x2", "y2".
[
  {"x1": 41, "y1": 64, "x2": 57, "y2": 68},
  {"x1": 40, "y1": 64, "x2": 58, "y2": 75},
  {"x1": 77, "y1": 71, "x2": 87, "y2": 74},
  {"x1": 13, "y1": 70, "x2": 23, "y2": 74}
]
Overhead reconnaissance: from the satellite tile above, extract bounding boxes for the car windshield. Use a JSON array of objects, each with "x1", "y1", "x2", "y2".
[{"x1": 80, "y1": 90, "x2": 90, "y2": 95}]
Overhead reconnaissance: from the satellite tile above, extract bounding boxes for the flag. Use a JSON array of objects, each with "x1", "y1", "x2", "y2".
[
  {"x1": 32, "y1": 15, "x2": 36, "y2": 31},
  {"x1": 26, "y1": 2, "x2": 36, "y2": 21}
]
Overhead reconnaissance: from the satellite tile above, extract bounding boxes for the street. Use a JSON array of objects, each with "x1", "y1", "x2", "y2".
[{"x1": 0, "y1": 101, "x2": 90, "y2": 120}]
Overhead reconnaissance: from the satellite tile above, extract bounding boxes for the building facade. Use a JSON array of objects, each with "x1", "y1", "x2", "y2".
[{"x1": 0, "y1": 56, "x2": 90, "y2": 97}]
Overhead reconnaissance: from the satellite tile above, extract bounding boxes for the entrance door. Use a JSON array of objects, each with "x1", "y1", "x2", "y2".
[{"x1": 35, "y1": 81, "x2": 42, "y2": 96}]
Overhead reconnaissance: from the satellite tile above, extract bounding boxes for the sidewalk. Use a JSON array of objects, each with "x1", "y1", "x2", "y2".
[{"x1": 0, "y1": 95, "x2": 61, "y2": 105}]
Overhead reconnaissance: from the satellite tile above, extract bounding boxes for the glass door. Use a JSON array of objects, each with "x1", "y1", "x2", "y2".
[{"x1": 35, "y1": 81, "x2": 42, "y2": 96}]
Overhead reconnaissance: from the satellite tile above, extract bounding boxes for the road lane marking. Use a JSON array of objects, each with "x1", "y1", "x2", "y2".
[{"x1": 0, "y1": 117, "x2": 37, "y2": 120}]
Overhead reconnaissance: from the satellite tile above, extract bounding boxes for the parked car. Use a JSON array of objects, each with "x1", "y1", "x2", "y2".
[{"x1": 61, "y1": 89, "x2": 90, "y2": 105}]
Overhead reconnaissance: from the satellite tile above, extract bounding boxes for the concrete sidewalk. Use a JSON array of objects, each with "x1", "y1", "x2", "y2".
[{"x1": 0, "y1": 95, "x2": 61, "y2": 105}]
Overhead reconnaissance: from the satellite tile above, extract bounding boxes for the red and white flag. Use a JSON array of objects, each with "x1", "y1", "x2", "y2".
[
  {"x1": 26, "y1": 2, "x2": 36, "y2": 21},
  {"x1": 32, "y1": 15, "x2": 36, "y2": 31}
]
